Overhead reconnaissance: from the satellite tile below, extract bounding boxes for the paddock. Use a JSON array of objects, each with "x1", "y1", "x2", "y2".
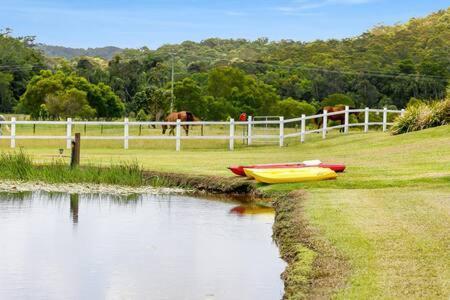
[{"x1": 0, "y1": 106, "x2": 404, "y2": 151}]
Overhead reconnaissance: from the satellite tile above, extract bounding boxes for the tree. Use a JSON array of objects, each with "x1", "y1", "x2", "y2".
[
  {"x1": 276, "y1": 98, "x2": 316, "y2": 119},
  {"x1": 45, "y1": 88, "x2": 96, "y2": 119},
  {"x1": 174, "y1": 78, "x2": 207, "y2": 118},
  {"x1": 19, "y1": 71, "x2": 124, "y2": 118},
  {"x1": 130, "y1": 86, "x2": 171, "y2": 121},
  {"x1": 0, "y1": 31, "x2": 46, "y2": 112},
  {"x1": 0, "y1": 72, "x2": 14, "y2": 112},
  {"x1": 321, "y1": 93, "x2": 355, "y2": 107}
]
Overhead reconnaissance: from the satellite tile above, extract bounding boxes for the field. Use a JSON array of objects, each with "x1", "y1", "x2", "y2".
[{"x1": 1, "y1": 124, "x2": 449, "y2": 298}]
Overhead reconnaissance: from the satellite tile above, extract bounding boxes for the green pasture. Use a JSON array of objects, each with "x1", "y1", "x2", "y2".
[{"x1": 0, "y1": 123, "x2": 449, "y2": 298}]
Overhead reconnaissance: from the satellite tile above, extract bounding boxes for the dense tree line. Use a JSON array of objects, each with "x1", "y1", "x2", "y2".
[{"x1": 0, "y1": 8, "x2": 448, "y2": 120}]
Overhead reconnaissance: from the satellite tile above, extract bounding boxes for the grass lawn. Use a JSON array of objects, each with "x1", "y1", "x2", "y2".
[{"x1": 0, "y1": 125, "x2": 449, "y2": 298}]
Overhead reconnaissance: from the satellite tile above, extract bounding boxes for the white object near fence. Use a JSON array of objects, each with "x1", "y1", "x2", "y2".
[
  {"x1": 176, "y1": 119, "x2": 181, "y2": 151},
  {"x1": 124, "y1": 118, "x2": 129, "y2": 150},
  {"x1": 382, "y1": 107, "x2": 388, "y2": 132},
  {"x1": 66, "y1": 118, "x2": 72, "y2": 149},
  {"x1": 364, "y1": 107, "x2": 369, "y2": 133},
  {"x1": 229, "y1": 118, "x2": 235, "y2": 150},
  {"x1": 279, "y1": 116, "x2": 284, "y2": 147},
  {"x1": 247, "y1": 116, "x2": 252, "y2": 145},
  {"x1": 10, "y1": 117, "x2": 16, "y2": 148},
  {"x1": 300, "y1": 114, "x2": 306, "y2": 143},
  {"x1": 401, "y1": 109, "x2": 405, "y2": 116},
  {"x1": 0, "y1": 107, "x2": 403, "y2": 151},
  {"x1": 344, "y1": 106, "x2": 349, "y2": 134}
]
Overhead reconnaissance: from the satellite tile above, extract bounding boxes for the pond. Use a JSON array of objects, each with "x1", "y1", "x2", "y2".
[{"x1": 0, "y1": 191, "x2": 284, "y2": 300}]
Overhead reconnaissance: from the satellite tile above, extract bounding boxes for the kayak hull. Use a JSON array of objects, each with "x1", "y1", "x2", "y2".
[
  {"x1": 244, "y1": 167, "x2": 337, "y2": 184},
  {"x1": 229, "y1": 163, "x2": 345, "y2": 177}
]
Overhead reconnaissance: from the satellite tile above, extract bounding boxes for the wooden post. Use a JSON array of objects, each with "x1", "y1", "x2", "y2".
[
  {"x1": 84, "y1": 123, "x2": 87, "y2": 135},
  {"x1": 139, "y1": 124, "x2": 142, "y2": 136},
  {"x1": 10, "y1": 117, "x2": 16, "y2": 149},
  {"x1": 300, "y1": 114, "x2": 306, "y2": 143},
  {"x1": 364, "y1": 107, "x2": 369, "y2": 133},
  {"x1": 229, "y1": 118, "x2": 235, "y2": 151},
  {"x1": 70, "y1": 133, "x2": 81, "y2": 168},
  {"x1": 66, "y1": 118, "x2": 72, "y2": 149},
  {"x1": 70, "y1": 194, "x2": 79, "y2": 224},
  {"x1": 382, "y1": 107, "x2": 388, "y2": 132},
  {"x1": 322, "y1": 110, "x2": 327, "y2": 139},
  {"x1": 33, "y1": 124, "x2": 36, "y2": 135},
  {"x1": 247, "y1": 115, "x2": 252, "y2": 146},
  {"x1": 279, "y1": 116, "x2": 284, "y2": 147},
  {"x1": 344, "y1": 106, "x2": 349, "y2": 134},
  {"x1": 176, "y1": 119, "x2": 181, "y2": 151},
  {"x1": 124, "y1": 118, "x2": 129, "y2": 149}
]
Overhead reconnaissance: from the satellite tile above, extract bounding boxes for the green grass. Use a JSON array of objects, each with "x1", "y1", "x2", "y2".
[
  {"x1": 0, "y1": 125, "x2": 449, "y2": 298},
  {"x1": 0, "y1": 151, "x2": 144, "y2": 186}
]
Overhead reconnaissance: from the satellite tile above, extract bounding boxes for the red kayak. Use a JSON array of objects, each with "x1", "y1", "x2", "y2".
[{"x1": 228, "y1": 162, "x2": 346, "y2": 177}]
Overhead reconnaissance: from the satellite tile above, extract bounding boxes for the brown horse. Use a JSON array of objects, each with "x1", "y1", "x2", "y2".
[
  {"x1": 313, "y1": 105, "x2": 360, "y2": 132},
  {"x1": 162, "y1": 111, "x2": 195, "y2": 136}
]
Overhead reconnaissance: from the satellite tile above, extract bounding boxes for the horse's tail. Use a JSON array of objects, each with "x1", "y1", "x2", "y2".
[
  {"x1": 312, "y1": 108, "x2": 323, "y2": 128},
  {"x1": 185, "y1": 111, "x2": 194, "y2": 122}
]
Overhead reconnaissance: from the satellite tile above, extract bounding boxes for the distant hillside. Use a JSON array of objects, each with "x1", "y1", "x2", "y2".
[{"x1": 36, "y1": 44, "x2": 123, "y2": 59}]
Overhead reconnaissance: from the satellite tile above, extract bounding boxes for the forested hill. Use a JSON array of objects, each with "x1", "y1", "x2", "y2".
[
  {"x1": 149, "y1": 7, "x2": 449, "y2": 77},
  {"x1": 37, "y1": 44, "x2": 123, "y2": 59},
  {"x1": 0, "y1": 7, "x2": 448, "y2": 120}
]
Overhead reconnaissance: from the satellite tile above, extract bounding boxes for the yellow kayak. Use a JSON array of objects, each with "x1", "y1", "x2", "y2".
[{"x1": 244, "y1": 167, "x2": 337, "y2": 184}]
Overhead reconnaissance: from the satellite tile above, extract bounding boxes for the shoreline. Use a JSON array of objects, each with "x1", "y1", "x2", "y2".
[
  {"x1": 0, "y1": 168, "x2": 339, "y2": 299},
  {"x1": 0, "y1": 180, "x2": 186, "y2": 196}
]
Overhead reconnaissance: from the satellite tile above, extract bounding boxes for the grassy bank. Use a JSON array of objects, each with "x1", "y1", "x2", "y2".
[
  {"x1": 0, "y1": 125, "x2": 449, "y2": 298},
  {"x1": 0, "y1": 151, "x2": 144, "y2": 186}
]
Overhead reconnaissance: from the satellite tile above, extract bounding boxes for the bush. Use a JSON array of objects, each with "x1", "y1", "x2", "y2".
[
  {"x1": 276, "y1": 98, "x2": 316, "y2": 119},
  {"x1": 391, "y1": 99, "x2": 449, "y2": 135}
]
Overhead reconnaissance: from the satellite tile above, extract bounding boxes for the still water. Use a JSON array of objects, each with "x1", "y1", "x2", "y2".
[{"x1": 0, "y1": 192, "x2": 284, "y2": 300}]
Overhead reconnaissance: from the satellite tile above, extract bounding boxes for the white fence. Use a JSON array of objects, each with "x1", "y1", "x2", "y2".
[{"x1": 0, "y1": 106, "x2": 404, "y2": 151}]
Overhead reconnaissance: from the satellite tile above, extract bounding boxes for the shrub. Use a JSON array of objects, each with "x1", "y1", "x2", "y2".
[{"x1": 391, "y1": 98, "x2": 449, "y2": 135}]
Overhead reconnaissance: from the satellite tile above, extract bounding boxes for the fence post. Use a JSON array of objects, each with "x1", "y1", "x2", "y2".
[
  {"x1": 382, "y1": 107, "x2": 388, "y2": 132},
  {"x1": 229, "y1": 118, "x2": 235, "y2": 151},
  {"x1": 10, "y1": 117, "x2": 16, "y2": 148},
  {"x1": 70, "y1": 133, "x2": 81, "y2": 168},
  {"x1": 322, "y1": 110, "x2": 327, "y2": 139},
  {"x1": 247, "y1": 115, "x2": 252, "y2": 146},
  {"x1": 176, "y1": 119, "x2": 181, "y2": 151},
  {"x1": 66, "y1": 118, "x2": 72, "y2": 149},
  {"x1": 364, "y1": 107, "x2": 369, "y2": 133},
  {"x1": 279, "y1": 117, "x2": 284, "y2": 147},
  {"x1": 300, "y1": 114, "x2": 306, "y2": 143},
  {"x1": 344, "y1": 106, "x2": 349, "y2": 134},
  {"x1": 401, "y1": 109, "x2": 405, "y2": 117},
  {"x1": 124, "y1": 118, "x2": 129, "y2": 149}
]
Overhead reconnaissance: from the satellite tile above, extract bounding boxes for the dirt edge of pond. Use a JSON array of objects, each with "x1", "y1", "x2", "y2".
[
  {"x1": 143, "y1": 170, "x2": 262, "y2": 199},
  {"x1": 272, "y1": 190, "x2": 350, "y2": 299}
]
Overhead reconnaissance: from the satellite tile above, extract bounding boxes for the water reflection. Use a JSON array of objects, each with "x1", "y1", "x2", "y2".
[
  {"x1": 229, "y1": 204, "x2": 274, "y2": 216},
  {"x1": 0, "y1": 191, "x2": 284, "y2": 300},
  {"x1": 70, "y1": 194, "x2": 79, "y2": 224}
]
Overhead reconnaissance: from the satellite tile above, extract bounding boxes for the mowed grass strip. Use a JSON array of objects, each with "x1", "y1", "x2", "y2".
[{"x1": 306, "y1": 187, "x2": 450, "y2": 298}]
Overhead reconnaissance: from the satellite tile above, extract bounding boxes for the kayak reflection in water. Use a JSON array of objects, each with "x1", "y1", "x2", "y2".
[{"x1": 229, "y1": 205, "x2": 274, "y2": 215}]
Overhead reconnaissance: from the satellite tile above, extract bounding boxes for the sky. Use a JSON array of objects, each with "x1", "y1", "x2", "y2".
[{"x1": 1, "y1": 0, "x2": 449, "y2": 49}]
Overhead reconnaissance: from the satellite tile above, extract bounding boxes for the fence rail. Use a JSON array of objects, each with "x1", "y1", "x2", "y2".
[{"x1": 0, "y1": 106, "x2": 404, "y2": 151}]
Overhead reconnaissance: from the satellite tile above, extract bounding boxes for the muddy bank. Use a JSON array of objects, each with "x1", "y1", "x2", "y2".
[
  {"x1": 0, "y1": 180, "x2": 185, "y2": 196},
  {"x1": 143, "y1": 170, "x2": 261, "y2": 198},
  {"x1": 272, "y1": 191, "x2": 349, "y2": 299}
]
